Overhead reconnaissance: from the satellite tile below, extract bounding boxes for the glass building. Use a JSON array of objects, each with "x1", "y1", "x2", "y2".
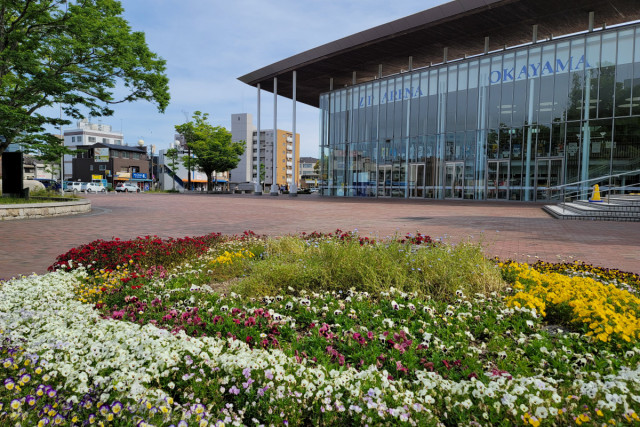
[{"x1": 319, "y1": 24, "x2": 640, "y2": 201}]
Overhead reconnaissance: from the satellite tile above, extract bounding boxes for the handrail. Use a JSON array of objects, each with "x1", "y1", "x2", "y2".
[
  {"x1": 557, "y1": 181, "x2": 640, "y2": 203},
  {"x1": 547, "y1": 168, "x2": 640, "y2": 191}
]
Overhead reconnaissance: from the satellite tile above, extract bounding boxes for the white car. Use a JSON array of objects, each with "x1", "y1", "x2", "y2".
[
  {"x1": 115, "y1": 183, "x2": 141, "y2": 193},
  {"x1": 85, "y1": 183, "x2": 106, "y2": 193},
  {"x1": 68, "y1": 182, "x2": 87, "y2": 192}
]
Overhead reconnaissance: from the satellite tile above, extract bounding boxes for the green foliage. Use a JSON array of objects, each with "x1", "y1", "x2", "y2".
[
  {"x1": 0, "y1": 0, "x2": 170, "y2": 154},
  {"x1": 175, "y1": 112, "x2": 244, "y2": 192},
  {"x1": 234, "y1": 236, "x2": 504, "y2": 299}
]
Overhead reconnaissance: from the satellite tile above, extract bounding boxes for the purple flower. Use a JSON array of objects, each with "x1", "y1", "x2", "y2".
[
  {"x1": 265, "y1": 369, "x2": 273, "y2": 380},
  {"x1": 242, "y1": 367, "x2": 252, "y2": 379},
  {"x1": 242, "y1": 378, "x2": 254, "y2": 389},
  {"x1": 229, "y1": 385, "x2": 240, "y2": 395},
  {"x1": 257, "y1": 385, "x2": 269, "y2": 397},
  {"x1": 111, "y1": 401, "x2": 123, "y2": 414}
]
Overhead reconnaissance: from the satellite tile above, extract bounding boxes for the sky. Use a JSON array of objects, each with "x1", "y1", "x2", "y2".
[{"x1": 67, "y1": 0, "x2": 450, "y2": 156}]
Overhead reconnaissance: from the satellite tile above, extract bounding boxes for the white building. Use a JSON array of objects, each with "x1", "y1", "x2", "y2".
[
  {"x1": 229, "y1": 113, "x2": 300, "y2": 191},
  {"x1": 63, "y1": 119, "x2": 124, "y2": 180}
]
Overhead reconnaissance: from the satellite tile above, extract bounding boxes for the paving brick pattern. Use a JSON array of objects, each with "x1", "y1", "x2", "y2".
[{"x1": 1, "y1": 193, "x2": 639, "y2": 279}]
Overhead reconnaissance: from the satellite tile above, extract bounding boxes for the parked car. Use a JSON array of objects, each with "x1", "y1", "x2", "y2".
[
  {"x1": 85, "y1": 182, "x2": 107, "y2": 193},
  {"x1": 67, "y1": 182, "x2": 88, "y2": 192},
  {"x1": 115, "y1": 183, "x2": 140, "y2": 193},
  {"x1": 34, "y1": 178, "x2": 61, "y2": 191}
]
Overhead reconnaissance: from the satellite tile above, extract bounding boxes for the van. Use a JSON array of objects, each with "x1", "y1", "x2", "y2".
[{"x1": 68, "y1": 182, "x2": 87, "y2": 192}]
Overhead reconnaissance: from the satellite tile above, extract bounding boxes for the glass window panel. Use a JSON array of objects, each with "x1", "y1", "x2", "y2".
[
  {"x1": 394, "y1": 77, "x2": 404, "y2": 139},
  {"x1": 526, "y1": 47, "x2": 541, "y2": 125},
  {"x1": 539, "y1": 45, "x2": 555, "y2": 123},
  {"x1": 370, "y1": 82, "x2": 379, "y2": 141},
  {"x1": 478, "y1": 58, "x2": 491, "y2": 130},
  {"x1": 467, "y1": 61, "x2": 479, "y2": 130},
  {"x1": 613, "y1": 118, "x2": 640, "y2": 192},
  {"x1": 616, "y1": 29, "x2": 634, "y2": 117},
  {"x1": 567, "y1": 38, "x2": 585, "y2": 121},
  {"x1": 500, "y1": 53, "x2": 515, "y2": 127},
  {"x1": 633, "y1": 28, "x2": 640, "y2": 116},
  {"x1": 427, "y1": 71, "x2": 438, "y2": 134},
  {"x1": 446, "y1": 65, "x2": 457, "y2": 132},
  {"x1": 410, "y1": 73, "x2": 420, "y2": 137},
  {"x1": 419, "y1": 71, "x2": 429, "y2": 136},
  {"x1": 598, "y1": 33, "x2": 616, "y2": 118},
  {"x1": 554, "y1": 41, "x2": 570, "y2": 121},
  {"x1": 379, "y1": 81, "x2": 388, "y2": 141},
  {"x1": 387, "y1": 79, "x2": 397, "y2": 139},
  {"x1": 438, "y1": 68, "x2": 448, "y2": 134},
  {"x1": 513, "y1": 50, "x2": 528, "y2": 125},
  {"x1": 550, "y1": 122, "x2": 566, "y2": 157},
  {"x1": 457, "y1": 63, "x2": 468, "y2": 131},
  {"x1": 487, "y1": 128, "x2": 499, "y2": 159},
  {"x1": 584, "y1": 35, "x2": 600, "y2": 120}
]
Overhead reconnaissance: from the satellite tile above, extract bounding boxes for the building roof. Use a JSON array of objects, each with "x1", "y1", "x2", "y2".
[
  {"x1": 299, "y1": 157, "x2": 318, "y2": 163},
  {"x1": 90, "y1": 142, "x2": 147, "y2": 153},
  {"x1": 238, "y1": 0, "x2": 640, "y2": 108}
]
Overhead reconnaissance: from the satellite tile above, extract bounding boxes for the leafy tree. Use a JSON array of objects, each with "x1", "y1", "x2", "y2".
[
  {"x1": 175, "y1": 112, "x2": 245, "y2": 192},
  {"x1": 165, "y1": 147, "x2": 179, "y2": 191},
  {"x1": 0, "y1": 0, "x2": 170, "y2": 155}
]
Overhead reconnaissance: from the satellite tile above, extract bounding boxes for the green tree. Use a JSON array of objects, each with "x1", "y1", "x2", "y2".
[
  {"x1": 0, "y1": 0, "x2": 170, "y2": 155},
  {"x1": 165, "y1": 148, "x2": 179, "y2": 191},
  {"x1": 175, "y1": 112, "x2": 245, "y2": 192}
]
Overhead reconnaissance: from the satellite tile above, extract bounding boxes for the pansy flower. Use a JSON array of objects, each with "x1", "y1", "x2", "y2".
[
  {"x1": 25, "y1": 395, "x2": 36, "y2": 406},
  {"x1": 111, "y1": 400, "x2": 123, "y2": 414}
]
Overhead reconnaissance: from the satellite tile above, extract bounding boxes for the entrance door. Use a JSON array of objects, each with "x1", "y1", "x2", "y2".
[
  {"x1": 377, "y1": 165, "x2": 392, "y2": 197},
  {"x1": 445, "y1": 162, "x2": 464, "y2": 199},
  {"x1": 487, "y1": 160, "x2": 509, "y2": 200},
  {"x1": 409, "y1": 164, "x2": 425, "y2": 198},
  {"x1": 535, "y1": 158, "x2": 563, "y2": 201}
]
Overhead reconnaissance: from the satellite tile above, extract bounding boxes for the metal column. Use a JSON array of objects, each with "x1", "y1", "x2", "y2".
[
  {"x1": 290, "y1": 71, "x2": 298, "y2": 196},
  {"x1": 255, "y1": 84, "x2": 262, "y2": 195},
  {"x1": 270, "y1": 77, "x2": 279, "y2": 195}
]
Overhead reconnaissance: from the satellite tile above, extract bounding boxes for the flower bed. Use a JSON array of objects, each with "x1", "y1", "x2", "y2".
[{"x1": 1, "y1": 232, "x2": 640, "y2": 426}]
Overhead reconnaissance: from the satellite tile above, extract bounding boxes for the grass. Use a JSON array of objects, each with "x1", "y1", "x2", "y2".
[{"x1": 233, "y1": 235, "x2": 505, "y2": 299}]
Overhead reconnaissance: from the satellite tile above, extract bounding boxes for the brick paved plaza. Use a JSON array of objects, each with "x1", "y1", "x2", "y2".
[{"x1": 1, "y1": 193, "x2": 638, "y2": 279}]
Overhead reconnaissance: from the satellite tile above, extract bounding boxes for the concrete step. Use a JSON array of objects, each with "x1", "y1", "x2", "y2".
[
  {"x1": 543, "y1": 203, "x2": 640, "y2": 221},
  {"x1": 573, "y1": 200, "x2": 640, "y2": 212}
]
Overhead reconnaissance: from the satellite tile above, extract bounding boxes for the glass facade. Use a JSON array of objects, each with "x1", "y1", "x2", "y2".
[{"x1": 320, "y1": 24, "x2": 640, "y2": 201}]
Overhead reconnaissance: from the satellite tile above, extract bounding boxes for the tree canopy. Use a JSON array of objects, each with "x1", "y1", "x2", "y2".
[
  {"x1": 0, "y1": 0, "x2": 170, "y2": 154},
  {"x1": 175, "y1": 112, "x2": 244, "y2": 192}
]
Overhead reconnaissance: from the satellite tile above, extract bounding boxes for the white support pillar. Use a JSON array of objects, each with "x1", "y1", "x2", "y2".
[
  {"x1": 255, "y1": 83, "x2": 262, "y2": 195},
  {"x1": 270, "y1": 77, "x2": 279, "y2": 195},
  {"x1": 290, "y1": 71, "x2": 298, "y2": 196}
]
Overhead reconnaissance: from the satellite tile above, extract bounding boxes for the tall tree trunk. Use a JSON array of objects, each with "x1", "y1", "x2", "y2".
[{"x1": 206, "y1": 171, "x2": 212, "y2": 192}]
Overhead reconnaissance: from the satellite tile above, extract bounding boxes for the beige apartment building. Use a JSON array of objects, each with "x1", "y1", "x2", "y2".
[{"x1": 229, "y1": 113, "x2": 300, "y2": 190}]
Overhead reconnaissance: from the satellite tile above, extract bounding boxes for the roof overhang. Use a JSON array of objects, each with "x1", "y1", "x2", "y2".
[{"x1": 238, "y1": 0, "x2": 640, "y2": 108}]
